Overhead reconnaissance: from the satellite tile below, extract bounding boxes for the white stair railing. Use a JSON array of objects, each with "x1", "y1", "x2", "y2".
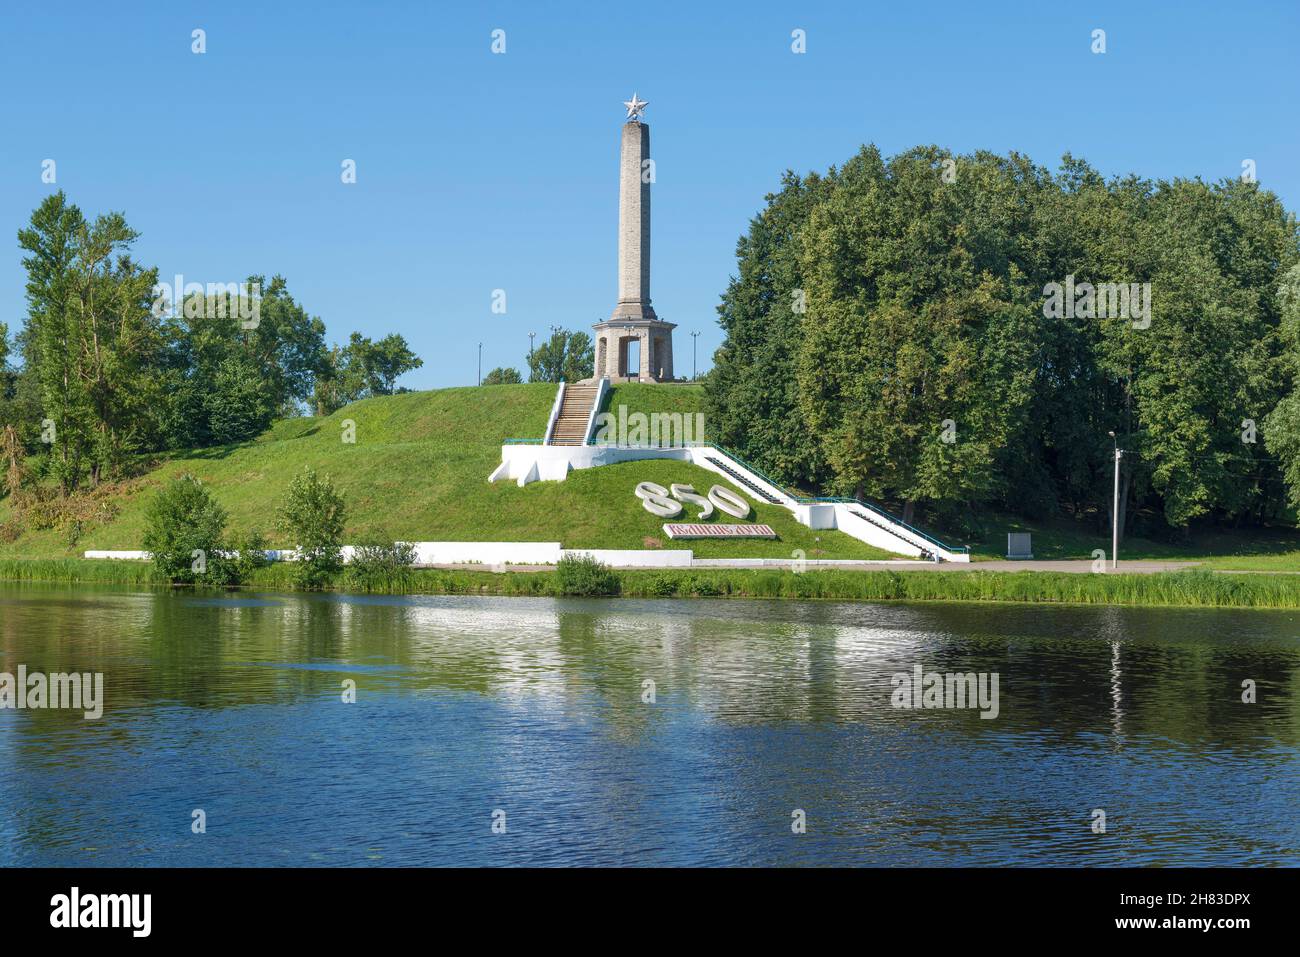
[{"x1": 542, "y1": 382, "x2": 567, "y2": 446}]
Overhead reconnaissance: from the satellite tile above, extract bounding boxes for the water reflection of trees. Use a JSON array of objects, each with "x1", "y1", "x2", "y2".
[{"x1": 1, "y1": 587, "x2": 1297, "y2": 753}]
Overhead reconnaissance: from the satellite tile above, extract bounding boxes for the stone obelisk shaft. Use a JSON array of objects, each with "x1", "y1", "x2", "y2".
[{"x1": 613, "y1": 120, "x2": 655, "y2": 320}]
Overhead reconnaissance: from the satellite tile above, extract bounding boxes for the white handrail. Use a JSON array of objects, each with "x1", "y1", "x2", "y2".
[
  {"x1": 581, "y1": 377, "x2": 609, "y2": 444},
  {"x1": 542, "y1": 382, "x2": 566, "y2": 446}
]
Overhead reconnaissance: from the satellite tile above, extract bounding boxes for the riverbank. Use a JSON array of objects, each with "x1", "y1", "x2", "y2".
[{"x1": 6, "y1": 558, "x2": 1300, "y2": 609}]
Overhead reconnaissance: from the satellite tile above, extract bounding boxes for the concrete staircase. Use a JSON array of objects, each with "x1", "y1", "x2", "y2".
[
  {"x1": 704, "y1": 455, "x2": 783, "y2": 504},
  {"x1": 847, "y1": 507, "x2": 936, "y2": 561},
  {"x1": 547, "y1": 383, "x2": 600, "y2": 446}
]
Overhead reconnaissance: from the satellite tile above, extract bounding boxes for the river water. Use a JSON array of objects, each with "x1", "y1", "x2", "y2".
[{"x1": 1, "y1": 584, "x2": 1296, "y2": 866}]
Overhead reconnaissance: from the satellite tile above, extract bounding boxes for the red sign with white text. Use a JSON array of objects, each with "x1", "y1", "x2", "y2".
[{"x1": 663, "y1": 523, "x2": 776, "y2": 539}]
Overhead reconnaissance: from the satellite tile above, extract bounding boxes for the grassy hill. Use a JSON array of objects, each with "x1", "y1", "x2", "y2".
[
  {"x1": 0, "y1": 382, "x2": 897, "y2": 561},
  {"x1": 9, "y1": 379, "x2": 1297, "y2": 569}
]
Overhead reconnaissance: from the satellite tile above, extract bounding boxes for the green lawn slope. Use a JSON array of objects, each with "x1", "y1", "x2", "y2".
[
  {"x1": 0, "y1": 382, "x2": 896, "y2": 561},
  {"x1": 603, "y1": 382, "x2": 706, "y2": 422}
]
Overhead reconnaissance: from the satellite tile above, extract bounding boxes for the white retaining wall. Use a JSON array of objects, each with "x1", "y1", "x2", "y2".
[
  {"x1": 82, "y1": 545, "x2": 957, "y2": 570},
  {"x1": 692, "y1": 557, "x2": 919, "y2": 568},
  {"x1": 85, "y1": 543, "x2": 690, "y2": 569},
  {"x1": 792, "y1": 503, "x2": 838, "y2": 530},
  {"x1": 560, "y1": 548, "x2": 692, "y2": 568},
  {"x1": 406, "y1": 542, "x2": 561, "y2": 565},
  {"x1": 491, "y1": 442, "x2": 692, "y2": 487},
  {"x1": 84, "y1": 549, "x2": 300, "y2": 562}
]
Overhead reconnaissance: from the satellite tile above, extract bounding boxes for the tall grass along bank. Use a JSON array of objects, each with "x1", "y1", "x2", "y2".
[
  {"x1": 0, "y1": 558, "x2": 168, "y2": 585},
  {"x1": 5, "y1": 560, "x2": 1300, "y2": 609}
]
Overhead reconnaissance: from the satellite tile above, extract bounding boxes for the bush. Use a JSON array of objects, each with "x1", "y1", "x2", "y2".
[
  {"x1": 553, "y1": 554, "x2": 620, "y2": 596},
  {"x1": 230, "y1": 529, "x2": 271, "y2": 583},
  {"x1": 141, "y1": 474, "x2": 230, "y2": 584},
  {"x1": 647, "y1": 574, "x2": 679, "y2": 597},
  {"x1": 347, "y1": 541, "x2": 417, "y2": 592},
  {"x1": 681, "y1": 574, "x2": 723, "y2": 597},
  {"x1": 278, "y1": 468, "x2": 347, "y2": 590}
]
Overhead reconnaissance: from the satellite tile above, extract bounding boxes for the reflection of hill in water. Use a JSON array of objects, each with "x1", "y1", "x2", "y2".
[
  {"x1": 2, "y1": 585, "x2": 1297, "y2": 751},
  {"x1": 2, "y1": 584, "x2": 1298, "y2": 866}
]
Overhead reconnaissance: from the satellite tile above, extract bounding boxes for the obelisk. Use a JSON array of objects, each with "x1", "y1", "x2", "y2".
[
  {"x1": 612, "y1": 105, "x2": 655, "y2": 322},
  {"x1": 592, "y1": 93, "x2": 675, "y2": 382}
]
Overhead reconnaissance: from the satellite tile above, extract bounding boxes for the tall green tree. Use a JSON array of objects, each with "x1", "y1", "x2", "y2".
[
  {"x1": 68, "y1": 211, "x2": 165, "y2": 484},
  {"x1": 708, "y1": 144, "x2": 1300, "y2": 533},
  {"x1": 795, "y1": 148, "x2": 1041, "y2": 521},
  {"x1": 482, "y1": 366, "x2": 522, "y2": 385},
  {"x1": 527, "y1": 329, "x2": 593, "y2": 383},
  {"x1": 17, "y1": 192, "x2": 89, "y2": 492},
  {"x1": 18, "y1": 195, "x2": 164, "y2": 490},
  {"x1": 313, "y1": 332, "x2": 422, "y2": 414},
  {"x1": 705, "y1": 169, "x2": 836, "y2": 490},
  {"x1": 1263, "y1": 263, "x2": 1300, "y2": 509},
  {"x1": 166, "y1": 276, "x2": 329, "y2": 444}
]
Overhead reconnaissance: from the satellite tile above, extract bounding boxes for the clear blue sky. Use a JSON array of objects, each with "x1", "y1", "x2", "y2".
[{"x1": 2, "y1": 1, "x2": 1296, "y2": 389}]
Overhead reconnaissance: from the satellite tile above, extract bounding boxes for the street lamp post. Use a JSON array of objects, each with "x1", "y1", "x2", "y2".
[
  {"x1": 477, "y1": 342, "x2": 482, "y2": 387},
  {"x1": 1108, "y1": 431, "x2": 1123, "y2": 570},
  {"x1": 691, "y1": 331, "x2": 700, "y2": 381}
]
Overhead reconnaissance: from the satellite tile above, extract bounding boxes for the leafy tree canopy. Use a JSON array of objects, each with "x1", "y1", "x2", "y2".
[
  {"x1": 528, "y1": 329, "x2": 593, "y2": 383},
  {"x1": 708, "y1": 145, "x2": 1300, "y2": 535},
  {"x1": 482, "y1": 366, "x2": 523, "y2": 385}
]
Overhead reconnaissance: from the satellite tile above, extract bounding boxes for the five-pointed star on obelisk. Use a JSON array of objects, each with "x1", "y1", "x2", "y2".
[{"x1": 623, "y1": 93, "x2": 648, "y2": 120}]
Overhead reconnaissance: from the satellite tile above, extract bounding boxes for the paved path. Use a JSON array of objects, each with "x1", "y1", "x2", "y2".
[
  {"x1": 890, "y1": 559, "x2": 1203, "y2": 574},
  {"x1": 425, "y1": 559, "x2": 1207, "y2": 574}
]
